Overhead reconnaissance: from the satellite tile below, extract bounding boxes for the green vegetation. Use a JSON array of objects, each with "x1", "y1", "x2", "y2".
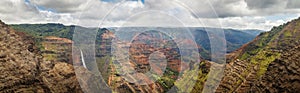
[
  {"x1": 10, "y1": 24, "x2": 76, "y2": 50},
  {"x1": 284, "y1": 30, "x2": 292, "y2": 37},
  {"x1": 236, "y1": 24, "x2": 286, "y2": 81},
  {"x1": 239, "y1": 24, "x2": 285, "y2": 60},
  {"x1": 96, "y1": 56, "x2": 112, "y2": 82},
  {"x1": 10, "y1": 23, "x2": 74, "y2": 39},
  {"x1": 175, "y1": 61, "x2": 209, "y2": 93},
  {"x1": 249, "y1": 50, "x2": 281, "y2": 77},
  {"x1": 151, "y1": 68, "x2": 180, "y2": 91},
  {"x1": 213, "y1": 20, "x2": 298, "y2": 92}
]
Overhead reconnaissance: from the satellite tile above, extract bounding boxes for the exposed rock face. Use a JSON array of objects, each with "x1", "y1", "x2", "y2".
[
  {"x1": 42, "y1": 36, "x2": 73, "y2": 64},
  {"x1": 253, "y1": 45, "x2": 300, "y2": 92},
  {"x1": 104, "y1": 31, "x2": 171, "y2": 93},
  {"x1": 250, "y1": 18, "x2": 300, "y2": 92},
  {"x1": 0, "y1": 20, "x2": 84, "y2": 92},
  {"x1": 216, "y1": 18, "x2": 300, "y2": 92},
  {"x1": 40, "y1": 62, "x2": 83, "y2": 93},
  {"x1": 0, "y1": 20, "x2": 43, "y2": 92}
]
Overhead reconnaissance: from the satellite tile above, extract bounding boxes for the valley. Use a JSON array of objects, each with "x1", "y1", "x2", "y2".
[{"x1": 0, "y1": 17, "x2": 299, "y2": 93}]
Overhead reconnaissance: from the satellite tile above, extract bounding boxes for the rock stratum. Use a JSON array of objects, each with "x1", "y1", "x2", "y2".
[
  {"x1": 216, "y1": 17, "x2": 300, "y2": 92},
  {"x1": 0, "y1": 20, "x2": 85, "y2": 92}
]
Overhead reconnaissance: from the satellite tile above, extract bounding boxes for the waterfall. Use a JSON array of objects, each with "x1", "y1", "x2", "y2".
[{"x1": 80, "y1": 49, "x2": 87, "y2": 69}]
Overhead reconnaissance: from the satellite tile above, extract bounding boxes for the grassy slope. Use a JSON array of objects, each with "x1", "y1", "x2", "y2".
[{"x1": 215, "y1": 17, "x2": 300, "y2": 92}]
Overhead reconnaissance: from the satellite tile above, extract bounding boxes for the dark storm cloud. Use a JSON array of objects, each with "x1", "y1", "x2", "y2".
[
  {"x1": 244, "y1": 0, "x2": 283, "y2": 9},
  {"x1": 287, "y1": 0, "x2": 300, "y2": 9},
  {"x1": 188, "y1": 0, "x2": 300, "y2": 18},
  {"x1": 185, "y1": 0, "x2": 250, "y2": 18},
  {"x1": 30, "y1": 0, "x2": 89, "y2": 13},
  {"x1": 245, "y1": 0, "x2": 300, "y2": 9}
]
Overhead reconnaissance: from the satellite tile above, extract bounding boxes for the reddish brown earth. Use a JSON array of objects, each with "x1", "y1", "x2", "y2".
[
  {"x1": 216, "y1": 18, "x2": 300, "y2": 93},
  {"x1": 0, "y1": 20, "x2": 88, "y2": 92}
]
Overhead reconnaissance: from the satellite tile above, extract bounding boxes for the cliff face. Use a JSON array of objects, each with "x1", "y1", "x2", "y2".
[
  {"x1": 216, "y1": 18, "x2": 300, "y2": 92},
  {"x1": 0, "y1": 20, "x2": 43, "y2": 92},
  {"x1": 254, "y1": 43, "x2": 300, "y2": 92},
  {"x1": 0, "y1": 20, "x2": 84, "y2": 92},
  {"x1": 252, "y1": 18, "x2": 300, "y2": 92}
]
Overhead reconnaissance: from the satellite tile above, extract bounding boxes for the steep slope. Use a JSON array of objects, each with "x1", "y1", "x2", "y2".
[
  {"x1": 216, "y1": 17, "x2": 300, "y2": 92},
  {"x1": 0, "y1": 20, "x2": 86, "y2": 92},
  {"x1": 42, "y1": 36, "x2": 73, "y2": 64},
  {"x1": 0, "y1": 20, "x2": 44, "y2": 92}
]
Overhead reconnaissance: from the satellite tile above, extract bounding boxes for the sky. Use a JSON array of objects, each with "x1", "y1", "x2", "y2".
[{"x1": 0, "y1": 0, "x2": 300, "y2": 31}]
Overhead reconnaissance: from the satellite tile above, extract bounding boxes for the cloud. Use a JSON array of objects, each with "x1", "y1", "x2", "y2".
[
  {"x1": 184, "y1": 0, "x2": 252, "y2": 18},
  {"x1": 0, "y1": 0, "x2": 15, "y2": 13},
  {"x1": 183, "y1": 0, "x2": 300, "y2": 18},
  {"x1": 206, "y1": 14, "x2": 300, "y2": 30},
  {"x1": 245, "y1": 0, "x2": 284, "y2": 9},
  {"x1": 0, "y1": 0, "x2": 42, "y2": 23},
  {"x1": 0, "y1": 0, "x2": 299, "y2": 31},
  {"x1": 70, "y1": 0, "x2": 146, "y2": 27},
  {"x1": 287, "y1": 0, "x2": 300, "y2": 9},
  {"x1": 245, "y1": 0, "x2": 300, "y2": 10},
  {"x1": 30, "y1": 0, "x2": 89, "y2": 13},
  {"x1": 242, "y1": 0, "x2": 300, "y2": 16}
]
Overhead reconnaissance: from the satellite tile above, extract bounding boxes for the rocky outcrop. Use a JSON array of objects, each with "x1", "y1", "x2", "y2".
[
  {"x1": 249, "y1": 19, "x2": 300, "y2": 92},
  {"x1": 253, "y1": 44, "x2": 300, "y2": 92},
  {"x1": 40, "y1": 62, "x2": 82, "y2": 93},
  {"x1": 0, "y1": 20, "x2": 85, "y2": 92},
  {"x1": 42, "y1": 36, "x2": 73, "y2": 64},
  {"x1": 0, "y1": 20, "x2": 45, "y2": 92},
  {"x1": 216, "y1": 17, "x2": 300, "y2": 92}
]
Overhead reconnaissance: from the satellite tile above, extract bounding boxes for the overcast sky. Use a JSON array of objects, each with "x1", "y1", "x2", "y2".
[{"x1": 0, "y1": 0, "x2": 300, "y2": 30}]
